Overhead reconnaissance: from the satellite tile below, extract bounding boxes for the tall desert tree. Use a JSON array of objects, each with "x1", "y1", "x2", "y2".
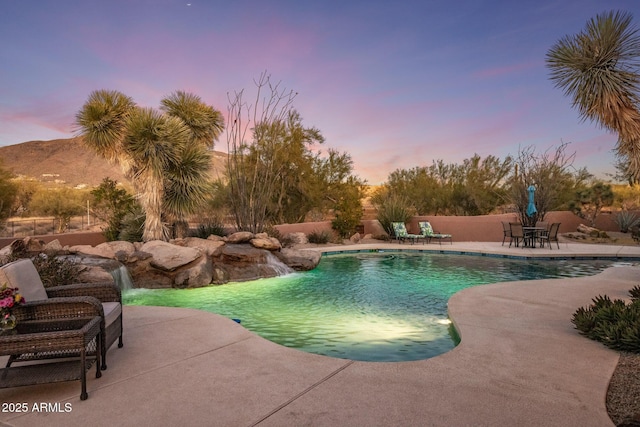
[
  {"x1": 76, "y1": 89, "x2": 224, "y2": 241},
  {"x1": 507, "y1": 143, "x2": 589, "y2": 226},
  {"x1": 226, "y1": 73, "x2": 315, "y2": 233},
  {"x1": 0, "y1": 159, "x2": 17, "y2": 223},
  {"x1": 546, "y1": 10, "x2": 640, "y2": 179}
]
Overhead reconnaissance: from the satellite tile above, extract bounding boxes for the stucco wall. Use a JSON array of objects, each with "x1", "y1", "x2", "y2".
[
  {"x1": 0, "y1": 232, "x2": 106, "y2": 251},
  {"x1": 276, "y1": 211, "x2": 623, "y2": 243},
  {"x1": 0, "y1": 211, "x2": 626, "y2": 249}
]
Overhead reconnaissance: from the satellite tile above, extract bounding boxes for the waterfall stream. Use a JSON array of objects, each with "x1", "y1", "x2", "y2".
[
  {"x1": 265, "y1": 252, "x2": 294, "y2": 276},
  {"x1": 109, "y1": 264, "x2": 135, "y2": 290}
]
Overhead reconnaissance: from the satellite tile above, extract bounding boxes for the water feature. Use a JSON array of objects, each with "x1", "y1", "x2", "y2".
[
  {"x1": 265, "y1": 252, "x2": 294, "y2": 276},
  {"x1": 109, "y1": 264, "x2": 135, "y2": 291},
  {"x1": 123, "y1": 252, "x2": 626, "y2": 362}
]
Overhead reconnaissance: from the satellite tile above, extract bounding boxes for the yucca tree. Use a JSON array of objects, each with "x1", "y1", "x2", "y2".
[
  {"x1": 546, "y1": 10, "x2": 640, "y2": 180},
  {"x1": 76, "y1": 89, "x2": 224, "y2": 241}
]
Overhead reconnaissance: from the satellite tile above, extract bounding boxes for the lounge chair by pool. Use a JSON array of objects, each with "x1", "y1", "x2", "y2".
[{"x1": 418, "y1": 221, "x2": 452, "y2": 245}]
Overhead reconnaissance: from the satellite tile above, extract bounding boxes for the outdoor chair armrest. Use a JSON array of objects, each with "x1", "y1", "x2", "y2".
[
  {"x1": 47, "y1": 282, "x2": 122, "y2": 303},
  {"x1": 13, "y1": 296, "x2": 105, "y2": 322}
]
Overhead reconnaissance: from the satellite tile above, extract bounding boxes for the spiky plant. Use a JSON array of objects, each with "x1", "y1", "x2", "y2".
[
  {"x1": 546, "y1": 10, "x2": 640, "y2": 180},
  {"x1": 76, "y1": 90, "x2": 224, "y2": 241}
]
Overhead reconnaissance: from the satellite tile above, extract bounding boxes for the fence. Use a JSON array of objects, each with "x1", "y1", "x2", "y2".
[{"x1": 0, "y1": 216, "x2": 104, "y2": 239}]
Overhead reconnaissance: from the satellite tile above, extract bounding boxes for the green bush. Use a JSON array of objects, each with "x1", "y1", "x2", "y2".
[
  {"x1": 1, "y1": 253, "x2": 83, "y2": 288},
  {"x1": 374, "y1": 194, "x2": 414, "y2": 236},
  {"x1": 117, "y1": 205, "x2": 145, "y2": 243},
  {"x1": 189, "y1": 219, "x2": 226, "y2": 239},
  {"x1": 31, "y1": 254, "x2": 83, "y2": 288},
  {"x1": 615, "y1": 211, "x2": 640, "y2": 233},
  {"x1": 91, "y1": 178, "x2": 137, "y2": 241},
  {"x1": 572, "y1": 287, "x2": 640, "y2": 353},
  {"x1": 307, "y1": 230, "x2": 331, "y2": 244}
]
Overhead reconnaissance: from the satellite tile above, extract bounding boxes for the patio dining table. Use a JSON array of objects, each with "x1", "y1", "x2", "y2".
[{"x1": 522, "y1": 227, "x2": 546, "y2": 248}]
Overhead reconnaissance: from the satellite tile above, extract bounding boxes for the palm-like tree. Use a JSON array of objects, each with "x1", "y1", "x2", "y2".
[
  {"x1": 546, "y1": 10, "x2": 640, "y2": 179},
  {"x1": 76, "y1": 90, "x2": 224, "y2": 241}
]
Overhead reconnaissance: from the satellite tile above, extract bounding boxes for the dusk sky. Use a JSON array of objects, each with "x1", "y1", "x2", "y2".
[{"x1": 2, "y1": 0, "x2": 640, "y2": 184}]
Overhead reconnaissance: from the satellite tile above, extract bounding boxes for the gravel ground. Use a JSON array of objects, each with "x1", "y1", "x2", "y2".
[{"x1": 607, "y1": 352, "x2": 640, "y2": 426}]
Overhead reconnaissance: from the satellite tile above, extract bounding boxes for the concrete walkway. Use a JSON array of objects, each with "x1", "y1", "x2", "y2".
[{"x1": 1, "y1": 242, "x2": 639, "y2": 427}]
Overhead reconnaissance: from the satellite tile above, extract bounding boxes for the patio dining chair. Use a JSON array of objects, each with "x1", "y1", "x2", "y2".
[
  {"x1": 539, "y1": 222, "x2": 561, "y2": 249},
  {"x1": 501, "y1": 221, "x2": 512, "y2": 246},
  {"x1": 509, "y1": 223, "x2": 524, "y2": 248},
  {"x1": 0, "y1": 258, "x2": 123, "y2": 370}
]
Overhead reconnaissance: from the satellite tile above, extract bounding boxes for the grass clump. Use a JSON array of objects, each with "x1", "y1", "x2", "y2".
[
  {"x1": 572, "y1": 285, "x2": 640, "y2": 353},
  {"x1": 189, "y1": 219, "x2": 226, "y2": 239},
  {"x1": 307, "y1": 230, "x2": 331, "y2": 244}
]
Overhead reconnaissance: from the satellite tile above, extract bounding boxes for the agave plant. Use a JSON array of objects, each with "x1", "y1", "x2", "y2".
[
  {"x1": 572, "y1": 288, "x2": 640, "y2": 353},
  {"x1": 614, "y1": 210, "x2": 640, "y2": 232}
]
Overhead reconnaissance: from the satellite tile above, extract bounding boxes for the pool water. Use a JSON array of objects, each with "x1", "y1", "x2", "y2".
[{"x1": 123, "y1": 252, "x2": 621, "y2": 362}]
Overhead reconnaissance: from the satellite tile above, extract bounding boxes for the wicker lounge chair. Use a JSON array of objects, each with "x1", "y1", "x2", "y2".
[
  {"x1": 0, "y1": 258, "x2": 123, "y2": 370},
  {"x1": 418, "y1": 221, "x2": 452, "y2": 245},
  {"x1": 391, "y1": 222, "x2": 424, "y2": 244}
]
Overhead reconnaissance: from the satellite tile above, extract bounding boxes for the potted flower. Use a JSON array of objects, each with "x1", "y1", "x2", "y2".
[{"x1": 0, "y1": 284, "x2": 25, "y2": 332}]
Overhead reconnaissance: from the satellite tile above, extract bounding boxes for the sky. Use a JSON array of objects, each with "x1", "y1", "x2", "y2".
[{"x1": 2, "y1": 0, "x2": 640, "y2": 185}]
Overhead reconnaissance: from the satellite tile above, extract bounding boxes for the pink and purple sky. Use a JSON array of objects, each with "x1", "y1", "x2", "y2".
[{"x1": 2, "y1": 0, "x2": 640, "y2": 184}]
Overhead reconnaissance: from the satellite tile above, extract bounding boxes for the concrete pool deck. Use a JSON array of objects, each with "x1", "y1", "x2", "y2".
[{"x1": 1, "y1": 241, "x2": 639, "y2": 426}]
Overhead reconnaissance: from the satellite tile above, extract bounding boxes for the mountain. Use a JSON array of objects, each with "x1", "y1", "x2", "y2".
[{"x1": 0, "y1": 138, "x2": 228, "y2": 187}]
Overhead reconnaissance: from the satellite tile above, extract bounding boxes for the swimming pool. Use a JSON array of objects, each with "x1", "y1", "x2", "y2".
[{"x1": 123, "y1": 252, "x2": 623, "y2": 362}]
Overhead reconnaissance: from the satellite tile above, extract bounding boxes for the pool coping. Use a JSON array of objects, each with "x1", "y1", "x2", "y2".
[{"x1": 1, "y1": 241, "x2": 638, "y2": 426}]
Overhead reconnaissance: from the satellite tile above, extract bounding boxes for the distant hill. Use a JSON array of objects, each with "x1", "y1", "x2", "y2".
[{"x1": 0, "y1": 138, "x2": 228, "y2": 188}]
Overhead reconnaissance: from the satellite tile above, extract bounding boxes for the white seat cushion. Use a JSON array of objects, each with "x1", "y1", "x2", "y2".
[
  {"x1": 102, "y1": 302, "x2": 121, "y2": 327},
  {"x1": 0, "y1": 259, "x2": 48, "y2": 302}
]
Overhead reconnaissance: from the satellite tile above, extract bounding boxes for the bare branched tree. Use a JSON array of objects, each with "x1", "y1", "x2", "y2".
[
  {"x1": 225, "y1": 72, "x2": 298, "y2": 233},
  {"x1": 508, "y1": 142, "x2": 589, "y2": 226}
]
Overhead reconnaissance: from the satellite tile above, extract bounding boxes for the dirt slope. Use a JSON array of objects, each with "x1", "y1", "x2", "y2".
[{"x1": 0, "y1": 138, "x2": 227, "y2": 187}]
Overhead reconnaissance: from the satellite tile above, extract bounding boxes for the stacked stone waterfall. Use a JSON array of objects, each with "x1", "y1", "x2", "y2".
[{"x1": 0, "y1": 233, "x2": 321, "y2": 289}]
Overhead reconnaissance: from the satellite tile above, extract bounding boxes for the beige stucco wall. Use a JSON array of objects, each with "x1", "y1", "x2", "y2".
[
  {"x1": 0, "y1": 211, "x2": 626, "y2": 249},
  {"x1": 275, "y1": 211, "x2": 624, "y2": 243}
]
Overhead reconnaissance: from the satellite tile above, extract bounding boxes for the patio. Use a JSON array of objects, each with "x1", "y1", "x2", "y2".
[{"x1": 1, "y1": 241, "x2": 639, "y2": 427}]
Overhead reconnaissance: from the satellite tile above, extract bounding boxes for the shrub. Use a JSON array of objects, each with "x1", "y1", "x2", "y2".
[
  {"x1": 307, "y1": 230, "x2": 331, "y2": 244},
  {"x1": 91, "y1": 178, "x2": 137, "y2": 241},
  {"x1": 189, "y1": 219, "x2": 226, "y2": 239},
  {"x1": 572, "y1": 288, "x2": 640, "y2": 353},
  {"x1": 374, "y1": 194, "x2": 414, "y2": 236},
  {"x1": 1, "y1": 253, "x2": 83, "y2": 288},
  {"x1": 279, "y1": 234, "x2": 296, "y2": 248},
  {"x1": 615, "y1": 210, "x2": 640, "y2": 233},
  {"x1": 118, "y1": 205, "x2": 145, "y2": 243},
  {"x1": 31, "y1": 254, "x2": 83, "y2": 287}
]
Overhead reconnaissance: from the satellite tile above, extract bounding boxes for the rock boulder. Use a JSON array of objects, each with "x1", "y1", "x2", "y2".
[
  {"x1": 141, "y1": 240, "x2": 201, "y2": 272},
  {"x1": 275, "y1": 248, "x2": 321, "y2": 271}
]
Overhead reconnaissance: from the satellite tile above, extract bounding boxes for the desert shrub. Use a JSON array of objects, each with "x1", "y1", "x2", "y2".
[
  {"x1": 374, "y1": 194, "x2": 414, "y2": 236},
  {"x1": 118, "y1": 205, "x2": 145, "y2": 243},
  {"x1": 189, "y1": 219, "x2": 226, "y2": 239},
  {"x1": 279, "y1": 234, "x2": 296, "y2": 248},
  {"x1": 262, "y1": 225, "x2": 281, "y2": 240},
  {"x1": 91, "y1": 178, "x2": 137, "y2": 241},
  {"x1": 615, "y1": 211, "x2": 640, "y2": 233},
  {"x1": 31, "y1": 254, "x2": 83, "y2": 287},
  {"x1": 1, "y1": 252, "x2": 83, "y2": 288},
  {"x1": 307, "y1": 230, "x2": 331, "y2": 244},
  {"x1": 572, "y1": 288, "x2": 640, "y2": 353}
]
